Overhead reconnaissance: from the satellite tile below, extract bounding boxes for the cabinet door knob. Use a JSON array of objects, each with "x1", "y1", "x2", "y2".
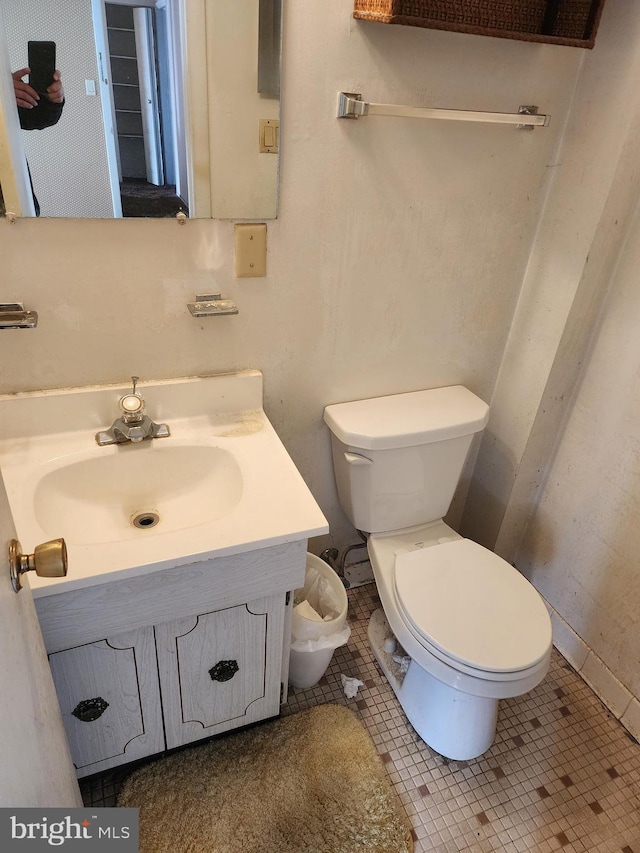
[
  {"x1": 72, "y1": 697, "x2": 109, "y2": 722},
  {"x1": 208, "y1": 660, "x2": 239, "y2": 682}
]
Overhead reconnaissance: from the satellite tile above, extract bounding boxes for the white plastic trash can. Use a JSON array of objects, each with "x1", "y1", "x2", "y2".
[{"x1": 288, "y1": 554, "x2": 351, "y2": 689}]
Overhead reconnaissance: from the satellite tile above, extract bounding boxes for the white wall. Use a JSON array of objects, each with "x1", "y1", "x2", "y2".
[
  {"x1": 516, "y1": 193, "x2": 640, "y2": 723},
  {"x1": 463, "y1": 0, "x2": 640, "y2": 559},
  {"x1": 207, "y1": 0, "x2": 279, "y2": 218},
  {"x1": 459, "y1": 0, "x2": 640, "y2": 727},
  {"x1": 0, "y1": 0, "x2": 580, "y2": 553}
]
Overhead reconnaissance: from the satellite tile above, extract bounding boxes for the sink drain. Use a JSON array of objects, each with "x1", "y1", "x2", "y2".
[{"x1": 132, "y1": 511, "x2": 160, "y2": 530}]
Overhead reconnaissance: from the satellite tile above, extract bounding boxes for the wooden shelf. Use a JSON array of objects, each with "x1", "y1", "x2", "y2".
[{"x1": 353, "y1": 1, "x2": 607, "y2": 49}]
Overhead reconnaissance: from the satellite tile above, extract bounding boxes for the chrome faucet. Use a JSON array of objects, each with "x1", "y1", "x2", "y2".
[{"x1": 95, "y1": 376, "x2": 170, "y2": 446}]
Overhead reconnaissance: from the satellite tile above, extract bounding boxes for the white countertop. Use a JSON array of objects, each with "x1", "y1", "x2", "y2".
[{"x1": 0, "y1": 371, "x2": 329, "y2": 597}]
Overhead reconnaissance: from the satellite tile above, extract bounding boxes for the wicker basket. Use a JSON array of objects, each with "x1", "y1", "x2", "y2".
[{"x1": 353, "y1": 0, "x2": 606, "y2": 48}]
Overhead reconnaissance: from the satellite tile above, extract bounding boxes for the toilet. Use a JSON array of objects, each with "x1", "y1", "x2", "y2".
[{"x1": 323, "y1": 385, "x2": 552, "y2": 760}]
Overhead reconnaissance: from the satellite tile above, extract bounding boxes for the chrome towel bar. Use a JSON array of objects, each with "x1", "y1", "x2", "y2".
[{"x1": 337, "y1": 92, "x2": 549, "y2": 129}]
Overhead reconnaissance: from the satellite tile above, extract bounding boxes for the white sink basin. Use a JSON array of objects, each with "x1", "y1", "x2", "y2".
[
  {"x1": 33, "y1": 443, "x2": 243, "y2": 545},
  {"x1": 0, "y1": 371, "x2": 328, "y2": 595}
]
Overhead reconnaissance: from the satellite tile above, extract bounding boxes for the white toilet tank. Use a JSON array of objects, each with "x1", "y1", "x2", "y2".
[{"x1": 323, "y1": 386, "x2": 489, "y2": 533}]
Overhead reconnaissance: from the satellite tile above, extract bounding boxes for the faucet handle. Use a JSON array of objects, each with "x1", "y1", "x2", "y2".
[{"x1": 119, "y1": 375, "x2": 144, "y2": 418}]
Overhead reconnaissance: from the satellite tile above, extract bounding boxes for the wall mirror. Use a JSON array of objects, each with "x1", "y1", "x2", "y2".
[{"x1": 0, "y1": 0, "x2": 281, "y2": 220}]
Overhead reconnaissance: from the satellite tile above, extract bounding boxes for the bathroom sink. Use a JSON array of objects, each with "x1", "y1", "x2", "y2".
[
  {"x1": 0, "y1": 370, "x2": 328, "y2": 595},
  {"x1": 32, "y1": 443, "x2": 243, "y2": 545}
]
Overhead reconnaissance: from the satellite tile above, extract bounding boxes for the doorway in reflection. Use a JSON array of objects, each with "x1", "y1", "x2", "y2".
[
  {"x1": 106, "y1": 2, "x2": 186, "y2": 217},
  {"x1": 0, "y1": 0, "x2": 190, "y2": 218},
  {"x1": 1, "y1": 0, "x2": 282, "y2": 220}
]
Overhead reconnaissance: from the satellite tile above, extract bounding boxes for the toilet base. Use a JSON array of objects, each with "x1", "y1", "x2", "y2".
[{"x1": 368, "y1": 608, "x2": 499, "y2": 761}]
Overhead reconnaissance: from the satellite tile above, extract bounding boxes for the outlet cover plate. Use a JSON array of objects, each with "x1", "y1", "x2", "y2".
[{"x1": 235, "y1": 223, "x2": 267, "y2": 277}]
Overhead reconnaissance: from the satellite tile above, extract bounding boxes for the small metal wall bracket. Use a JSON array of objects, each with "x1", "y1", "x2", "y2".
[
  {"x1": 0, "y1": 303, "x2": 38, "y2": 329},
  {"x1": 187, "y1": 294, "x2": 239, "y2": 317},
  {"x1": 338, "y1": 92, "x2": 367, "y2": 119},
  {"x1": 517, "y1": 105, "x2": 543, "y2": 130}
]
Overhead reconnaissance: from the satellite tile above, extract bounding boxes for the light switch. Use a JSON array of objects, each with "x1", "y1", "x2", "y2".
[
  {"x1": 235, "y1": 223, "x2": 267, "y2": 277},
  {"x1": 259, "y1": 119, "x2": 279, "y2": 154},
  {"x1": 85, "y1": 79, "x2": 96, "y2": 96}
]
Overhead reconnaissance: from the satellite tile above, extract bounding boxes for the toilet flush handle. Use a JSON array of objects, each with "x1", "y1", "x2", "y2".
[{"x1": 344, "y1": 451, "x2": 372, "y2": 466}]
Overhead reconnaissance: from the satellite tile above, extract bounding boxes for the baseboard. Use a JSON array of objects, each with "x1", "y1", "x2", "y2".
[{"x1": 543, "y1": 597, "x2": 639, "y2": 742}]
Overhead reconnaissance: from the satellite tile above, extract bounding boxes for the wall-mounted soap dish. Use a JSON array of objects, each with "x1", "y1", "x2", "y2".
[
  {"x1": 0, "y1": 302, "x2": 38, "y2": 329},
  {"x1": 187, "y1": 294, "x2": 238, "y2": 317}
]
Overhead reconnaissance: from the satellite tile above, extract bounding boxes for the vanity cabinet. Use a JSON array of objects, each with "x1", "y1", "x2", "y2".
[
  {"x1": 48, "y1": 628, "x2": 165, "y2": 775},
  {"x1": 1, "y1": 371, "x2": 329, "y2": 779},
  {"x1": 34, "y1": 541, "x2": 305, "y2": 778},
  {"x1": 155, "y1": 596, "x2": 285, "y2": 750}
]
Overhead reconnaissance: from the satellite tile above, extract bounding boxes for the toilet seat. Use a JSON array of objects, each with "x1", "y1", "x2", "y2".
[{"x1": 393, "y1": 539, "x2": 551, "y2": 675}]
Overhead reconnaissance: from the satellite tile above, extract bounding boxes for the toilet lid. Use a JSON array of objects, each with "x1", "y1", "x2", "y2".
[{"x1": 394, "y1": 539, "x2": 551, "y2": 673}]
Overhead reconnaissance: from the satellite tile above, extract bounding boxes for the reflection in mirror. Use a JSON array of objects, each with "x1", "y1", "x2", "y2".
[{"x1": 0, "y1": 0, "x2": 281, "y2": 220}]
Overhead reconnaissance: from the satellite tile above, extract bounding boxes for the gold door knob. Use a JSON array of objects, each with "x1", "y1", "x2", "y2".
[{"x1": 9, "y1": 538, "x2": 68, "y2": 593}]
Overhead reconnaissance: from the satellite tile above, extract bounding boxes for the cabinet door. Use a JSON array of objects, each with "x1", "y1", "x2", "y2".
[
  {"x1": 156, "y1": 595, "x2": 285, "y2": 749},
  {"x1": 48, "y1": 627, "x2": 165, "y2": 778}
]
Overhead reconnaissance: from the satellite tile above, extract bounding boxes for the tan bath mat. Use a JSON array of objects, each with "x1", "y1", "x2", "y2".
[{"x1": 118, "y1": 703, "x2": 413, "y2": 853}]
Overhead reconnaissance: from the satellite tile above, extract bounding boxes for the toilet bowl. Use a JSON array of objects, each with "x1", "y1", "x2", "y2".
[
  {"x1": 323, "y1": 386, "x2": 552, "y2": 760},
  {"x1": 367, "y1": 522, "x2": 551, "y2": 759}
]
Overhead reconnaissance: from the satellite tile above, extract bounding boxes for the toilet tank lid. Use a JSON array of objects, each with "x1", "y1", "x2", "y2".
[{"x1": 323, "y1": 386, "x2": 489, "y2": 450}]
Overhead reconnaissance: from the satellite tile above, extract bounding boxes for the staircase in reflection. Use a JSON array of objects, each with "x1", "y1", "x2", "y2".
[{"x1": 120, "y1": 179, "x2": 187, "y2": 219}]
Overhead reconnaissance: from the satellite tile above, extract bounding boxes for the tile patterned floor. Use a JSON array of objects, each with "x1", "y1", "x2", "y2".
[{"x1": 81, "y1": 584, "x2": 640, "y2": 852}]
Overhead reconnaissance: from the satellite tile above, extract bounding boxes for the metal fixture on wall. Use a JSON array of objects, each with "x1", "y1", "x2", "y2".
[
  {"x1": 187, "y1": 294, "x2": 239, "y2": 317},
  {"x1": 0, "y1": 302, "x2": 38, "y2": 329},
  {"x1": 337, "y1": 92, "x2": 549, "y2": 129}
]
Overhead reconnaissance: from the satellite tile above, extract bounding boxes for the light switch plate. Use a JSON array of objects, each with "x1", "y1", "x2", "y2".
[
  {"x1": 259, "y1": 119, "x2": 279, "y2": 153},
  {"x1": 234, "y1": 223, "x2": 267, "y2": 277}
]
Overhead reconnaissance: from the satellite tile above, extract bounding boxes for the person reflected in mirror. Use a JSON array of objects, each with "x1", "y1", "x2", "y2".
[{"x1": 12, "y1": 67, "x2": 65, "y2": 216}]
